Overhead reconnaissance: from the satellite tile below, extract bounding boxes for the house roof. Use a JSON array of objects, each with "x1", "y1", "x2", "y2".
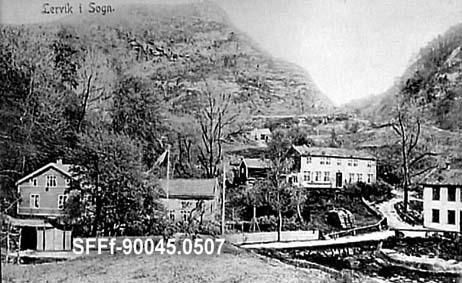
[
  {"x1": 420, "y1": 168, "x2": 462, "y2": 186},
  {"x1": 159, "y1": 179, "x2": 217, "y2": 200},
  {"x1": 249, "y1": 128, "x2": 271, "y2": 135},
  {"x1": 15, "y1": 161, "x2": 74, "y2": 185},
  {"x1": 291, "y1": 145, "x2": 375, "y2": 160},
  {"x1": 6, "y1": 216, "x2": 54, "y2": 228},
  {"x1": 242, "y1": 158, "x2": 271, "y2": 169}
]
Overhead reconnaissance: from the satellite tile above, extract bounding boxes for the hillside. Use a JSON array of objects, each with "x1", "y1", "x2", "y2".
[
  {"x1": 350, "y1": 23, "x2": 462, "y2": 130},
  {"x1": 0, "y1": 2, "x2": 335, "y2": 196},
  {"x1": 13, "y1": 2, "x2": 332, "y2": 117}
]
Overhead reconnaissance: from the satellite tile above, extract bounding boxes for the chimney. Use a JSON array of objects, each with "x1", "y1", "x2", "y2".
[{"x1": 56, "y1": 159, "x2": 63, "y2": 165}]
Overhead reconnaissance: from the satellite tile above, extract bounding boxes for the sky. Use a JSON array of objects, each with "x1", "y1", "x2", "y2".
[{"x1": 2, "y1": 0, "x2": 462, "y2": 105}]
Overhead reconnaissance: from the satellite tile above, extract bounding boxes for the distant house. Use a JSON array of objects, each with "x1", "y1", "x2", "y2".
[
  {"x1": 246, "y1": 128, "x2": 271, "y2": 146},
  {"x1": 286, "y1": 145, "x2": 377, "y2": 189},
  {"x1": 421, "y1": 168, "x2": 462, "y2": 233},
  {"x1": 16, "y1": 159, "x2": 73, "y2": 217},
  {"x1": 237, "y1": 158, "x2": 272, "y2": 184},
  {"x1": 159, "y1": 179, "x2": 220, "y2": 223}
]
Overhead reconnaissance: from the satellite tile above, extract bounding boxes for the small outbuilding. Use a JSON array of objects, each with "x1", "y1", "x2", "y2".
[
  {"x1": 327, "y1": 208, "x2": 355, "y2": 229},
  {"x1": 6, "y1": 216, "x2": 72, "y2": 252}
]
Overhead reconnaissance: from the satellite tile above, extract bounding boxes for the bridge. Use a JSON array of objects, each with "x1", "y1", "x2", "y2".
[{"x1": 240, "y1": 230, "x2": 394, "y2": 250}]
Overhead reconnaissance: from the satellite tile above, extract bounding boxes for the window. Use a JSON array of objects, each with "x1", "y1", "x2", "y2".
[
  {"x1": 306, "y1": 157, "x2": 312, "y2": 164},
  {"x1": 448, "y1": 188, "x2": 456, "y2": 202},
  {"x1": 447, "y1": 210, "x2": 455, "y2": 225},
  {"x1": 367, "y1": 174, "x2": 374, "y2": 183},
  {"x1": 169, "y1": 210, "x2": 175, "y2": 221},
  {"x1": 46, "y1": 175, "x2": 57, "y2": 187},
  {"x1": 349, "y1": 173, "x2": 355, "y2": 183},
  {"x1": 337, "y1": 159, "x2": 341, "y2": 166},
  {"x1": 315, "y1": 171, "x2": 321, "y2": 182},
  {"x1": 347, "y1": 159, "x2": 352, "y2": 166},
  {"x1": 292, "y1": 175, "x2": 298, "y2": 183},
  {"x1": 57, "y1": 195, "x2": 68, "y2": 210},
  {"x1": 181, "y1": 210, "x2": 189, "y2": 222},
  {"x1": 357, "y1": 174, "x2": 362, "y2": 182},
  {"x1": 320, "y1": 157, "x2": 325, "y2": 165},
  {"x1": 326, "y1": 158, "x2": 331, "y2": 165},
  {"x1": 324, "y1": 172, "x2": 330, "y2": 182},
  {"x1": 29, "y1": 178, "x2": 37, "y2": 186},
  {"x1": 432, "y1": 187, "x2": 440, "y2": 201},
  {"x1": 303, "y1": 172, "x2": 311, "y2": 182},
  {"x1": 65, "y1": 178, "x2": 71, "y2": 186},
  {"x1": 432, "y1": 209, "x2": 439, "y2": 223},
  {"x1": 353, "y1": 159, "x2": 358, "y2": 167},
  {"x1": 367, "y1": 161, "x2": 372, "y2": 168},
  {"x1": 30, "y1": 194, "x2": 40, "y2": 208}
]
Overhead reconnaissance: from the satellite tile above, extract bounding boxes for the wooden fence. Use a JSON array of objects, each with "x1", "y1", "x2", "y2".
[{"x1": 226, "y1": 230, "x2": 320, "y2": 245}]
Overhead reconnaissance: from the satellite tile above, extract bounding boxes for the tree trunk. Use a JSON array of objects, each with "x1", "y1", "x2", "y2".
[
  {"x1": 277, "y1": 210, "x2": 282, "y2": 242},
  {"x1": 92, "y1": 194, "x2": 101, "y2": 236},
  {"x1": 296, "y1": 203, "x2": 304, "y2": 224},
  {"x1": 91, "y1": 170, "x2": 101, "y2": 236}
]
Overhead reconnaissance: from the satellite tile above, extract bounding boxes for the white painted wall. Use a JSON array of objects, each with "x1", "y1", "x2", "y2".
[
  {"x1": 289, "y1": 155, "x2": 376, "y2": 188},
  {"x1": 423, "y1": 186, "x2": 462, "y2": 232}
]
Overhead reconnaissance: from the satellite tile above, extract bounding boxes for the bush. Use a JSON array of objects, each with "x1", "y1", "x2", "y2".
[{"x1": 345, "y1": 181, "x2": 393, "y2": 203}]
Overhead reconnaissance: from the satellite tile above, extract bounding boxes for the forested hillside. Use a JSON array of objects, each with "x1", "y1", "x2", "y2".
[
  {"x1": 0, "y1": 2, "x2": 332, "y2": 205},
  {"x1": 351, "y1": 23, "x2": 462, "y2": 131}
]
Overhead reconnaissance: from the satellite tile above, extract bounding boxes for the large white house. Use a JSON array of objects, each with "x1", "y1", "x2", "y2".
[
  {"x1": 286, "y1": 145, "x2": 377, "y2": 189},
  {"x1": 421, "y1": 168, "x2": 462, "y2": 233}
]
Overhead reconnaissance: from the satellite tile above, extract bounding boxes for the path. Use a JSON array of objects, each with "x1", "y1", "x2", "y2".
[{"x1": 373, "y1": 190, "x2": 431, "y2": 237}]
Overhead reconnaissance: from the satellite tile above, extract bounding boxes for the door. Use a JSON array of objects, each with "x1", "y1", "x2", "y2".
[
  {"x1": 336, "y1": 172, "x2": 343, "y2": 188},
  {"x1": 460, "y1": 211, "x2": 462, "y2": 233},
  {"x1": 21, "y1": 227, "x2": 37, "y2": 250}
]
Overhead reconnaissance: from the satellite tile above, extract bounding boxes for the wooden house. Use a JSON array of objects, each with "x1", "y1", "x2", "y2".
[
  {"x1": 12, "y1": 159, "x2": 74, "y2": 252},
  {"x1": 237, "y1": 158, "x2": 272, "y2": 185},
  {"x1": 159, "y1": 179, "x2": 220, "y2": 223},
  {"x1": 421, "y1": 168, "x2": 462, "y2": 233},
  {"x1": 16, "y1": 159, "x2": 73, "y2": 217}
]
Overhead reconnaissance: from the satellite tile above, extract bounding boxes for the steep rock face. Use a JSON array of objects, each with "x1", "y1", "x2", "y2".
[
  {"x1": 6, "y1": 2, "x2": 332, "y2": 117},
  {"x1": 352, "y1": 23, "x2": 462, "y2": 130}
]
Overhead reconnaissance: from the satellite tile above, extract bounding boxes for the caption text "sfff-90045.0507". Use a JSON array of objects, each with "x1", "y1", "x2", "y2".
[{"x1": 73, "y1": 238, "x2": 226, "y2": 256}]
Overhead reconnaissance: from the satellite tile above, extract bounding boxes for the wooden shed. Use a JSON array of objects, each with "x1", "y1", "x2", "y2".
[{"x1": 8, "y1": 217, "x2": 72, "y2": 251}]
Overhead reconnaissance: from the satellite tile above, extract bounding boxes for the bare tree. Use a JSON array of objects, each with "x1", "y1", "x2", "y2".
[
  {"x1": 196, "y1": 82, "x2": 237, "y2": 177},
  {"x1": 391, "y1": 100, "x2": 438, "y2": 212}
]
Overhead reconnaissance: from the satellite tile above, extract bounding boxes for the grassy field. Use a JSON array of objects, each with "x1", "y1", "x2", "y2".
[{"x1": 2, "y1": 244, "x2": 344, "y2": 283}]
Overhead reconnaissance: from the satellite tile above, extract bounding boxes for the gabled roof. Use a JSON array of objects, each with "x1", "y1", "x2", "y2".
[
  {"x1": 291, "y1": 145, "x2": 375, "y2": 160},
  {"x1": 420, "y1": 168, "x2": 462, "y2": 186},
  {"x1": 159, "y1": 179, "x2": 217, "y2": 200},
  {"x1": 16, "y1": 161, "x2": 74, "y2": 185},
  {"x1": 242, "y1": 158, "x2": 271, "y2": 169}
]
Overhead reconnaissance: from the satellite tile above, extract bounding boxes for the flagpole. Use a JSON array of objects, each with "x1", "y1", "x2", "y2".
[
  {"x1": 166, "y1": 144, "x2": 170, "y2": 200},
  {"x1": 221, "y1": 162, "x2": 226, "y2": 235}
]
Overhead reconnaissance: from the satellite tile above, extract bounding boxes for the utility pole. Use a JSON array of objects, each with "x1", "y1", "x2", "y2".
[
  {"x1": 221, "y1": 162, "x2": 226, "y2": 235},
  {"x1": 166, "y1": 144, "x2": 170, "y2": 200}
]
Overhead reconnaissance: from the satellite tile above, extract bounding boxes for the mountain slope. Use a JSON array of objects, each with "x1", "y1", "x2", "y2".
[
  {"x1": 352, "y1": 23, "x2": 462, "y2": 130},
  {"x1": 9, "y1": 2, "x2": 332, "y2": 117}
]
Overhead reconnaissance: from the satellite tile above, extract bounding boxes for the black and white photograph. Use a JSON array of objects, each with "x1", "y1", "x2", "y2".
[{"x1": 1, "y1": 0, "x2": 462, "y2": 282}]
